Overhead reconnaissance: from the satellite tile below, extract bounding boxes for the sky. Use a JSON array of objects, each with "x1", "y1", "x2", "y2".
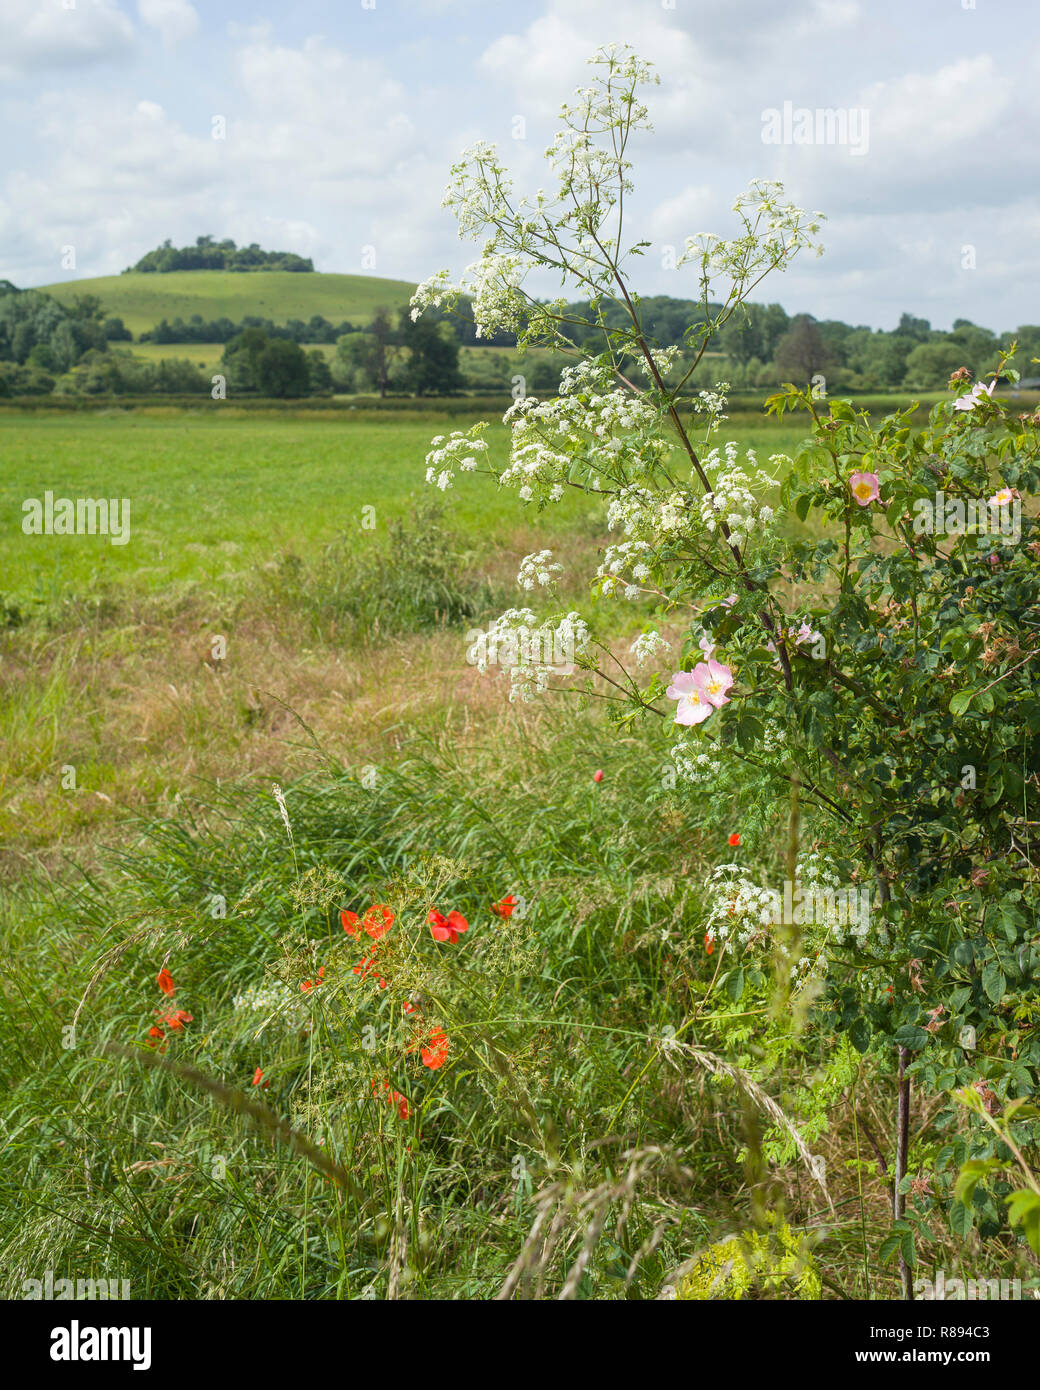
[{"x1": 0, "y1": 0, "x2": 1036, "y2": 332}]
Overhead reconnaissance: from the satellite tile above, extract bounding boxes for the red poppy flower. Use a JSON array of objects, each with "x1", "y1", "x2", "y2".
[
  {"x1": 728, "y1": 832, "x2": 741, "y2": 847},
  {"x1": 421, "y1": 1030, "x2": 450, "y2": 1070},
  {"x1": 593, "y1": 769, "x2": 604, "y2": 783},
  {"x1": 491, "y1": 895, "x2": 518, "y2": 919},
  {"x1": 157, "y1": 967, "x2": 175, "y2": 997},
  {"x1": 343, "y1": 905, "x2": 394, "y2": 939},
  {"x1": 353, "y1": 956, "x2": 387, "y2": 988},
  {"x1": 301, "y1": 965, "x2": 326, "y2": 992},
  {"x1": 371, "y1": 1079, "x2": 411, "y2": 1120},
  {"x1": 147, "y1": 1024, "x2": 165, "y2": 1046},
  {"x1": 363, "y1": 905, "x2": 394, "y2": 940},
  {"x1": 402, "y1": 1000, "x2": 418, "y2": 1014},
  {"x1": 252, "y1": 1067, "x2": 269, "y2": 1089},
  {"x1": 428, "y1": 908, "x2": 469, "y2": 944},
  {"x1": 159, "y1": 1010, "x2": 193, "y2": 1031},
  {"x1": 704, "y1": 933, "x2": 714, "y2": 956}
]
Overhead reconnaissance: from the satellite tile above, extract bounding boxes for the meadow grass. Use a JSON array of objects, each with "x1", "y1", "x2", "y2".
[
  {"x1": 0, "y1": 702, "x2": 917, "y2": 1300},
  {"x1": 127, "y1": 342, "x2": 336, "y2": 368},
  {"x1": 2, "y1": 399, "x2": 1010, "y2": 1300},
  {"x1": 0, "y1": 407, "x2": 810, "y2": 604}
]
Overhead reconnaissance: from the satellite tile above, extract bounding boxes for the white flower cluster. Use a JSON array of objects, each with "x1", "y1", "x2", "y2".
[
  {"x1": 699, "y1": 442, "x2": 777, "y2": 548},
  {"x1": 470, "y1": 607, "x2": 591, "y2": 701},
  {"x1": 676, "y1": 179, "x2": 825, "y2": 282},
  {"x1": 233, "y1": 980, "x2": 290, "y2": 1013},
  {"x1": 798, "y1": 854, "x2": 870, "y2": 947},
  {"x1": 424, "y1": 426, "x2": 490, "y2": 491},
  {"x1": 440, "y1": 138, "x2": 513, "y2": 240},
  {"x1": 658, "y1": 491, "x2": 693, "y2": 534},
  {"x1": 671, "y1": 739, "x2": 721, "y2": 786},
  {"x1": 409, "y1": 268, "x2": 456, "y2": 322},
  {"x1": 410, "y1": 254, "x2": 529, "y2": 341},
  {"x1": 646, "y1": 345, "x2": 681, "y2": 379},
  {"x1": 759, "y1": 717, "x2": 786, "y2": 755},
  {"x1": 232, "y1": 979, "x2": 304, "y2": 1034},
  {"x1": 693, "y1": 384, "x2": 730, "y2": 435},
  {"x1": 704, "y1": 863, "x2": 778, "y2": 948},
  {"x1": 467, "y1": 252, "x2": 528, "y2": 339},
  {"x1": 498, "y1": 359, "x2": 665, "y2": 504},
  {"x1": 629, "y1": 629, "x2": 671, "y2": 667},
  {"x1": 517, "y1": 549, "x2": 562, "y2": 591},
  {"x1": 703, "y1": 853, "x2": 873, "y2": 956},
  {"x1": 597, "y1": 539, "x2": 654, "y2": 597}
]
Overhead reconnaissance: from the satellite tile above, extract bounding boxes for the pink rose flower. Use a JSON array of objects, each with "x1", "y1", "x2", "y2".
[
  {"x1": 666, "y1": 660, "x2": 734, "y2": 725},
  {"x1": 666, "y1": 671, "x2": 714, "y2": 725},
  {"x1": 849, "y1": 471, "x2": 880, "y2": 506}
]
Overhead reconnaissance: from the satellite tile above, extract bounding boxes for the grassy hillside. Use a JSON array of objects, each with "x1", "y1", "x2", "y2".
[{"x1": 37, "y1": 270, "x2": 417, "y2": 337}]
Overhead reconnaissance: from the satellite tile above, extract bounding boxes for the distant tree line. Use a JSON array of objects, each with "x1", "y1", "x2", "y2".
[
  {"x1": 142, "y1": 313, "x2": 355, "y2": 345},
  {"x1": 125, "y1": 235, "x2": 314, "y2": 274},
  {"x1": 2, "y1": 276, "x2": 1038, "y2": 400},
  {"x1": 558, "y1": 296, "x2": 1040, "y2": 393},
  {"x1": 221, "y1": 307, "x2": 465, "y2": 398},
  {"x1": 732, "y1": 308, "x2": 1040, "y2": 394}
]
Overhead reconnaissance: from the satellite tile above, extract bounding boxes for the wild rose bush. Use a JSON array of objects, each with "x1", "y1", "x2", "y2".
[{"x1": 413, "y1": 45, "x2": 1040, "y2": 1276}]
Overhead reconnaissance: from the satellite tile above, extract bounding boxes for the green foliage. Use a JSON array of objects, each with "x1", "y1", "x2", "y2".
[
  {"x1": 256, "y1": 338, "x2": 311, "y2": 398},
  {"x1": 274, "y1": 498, "x2": 499, "y2": 641},
  {"x1": 673, "y1": 1219, "x2": 822, "y2": 1300},
  {"x1": 0, "y1": 284, "x2": 107, "y2": 373},
  {"x1": 0, "y1": 713, "x2": 741, "y2": 1299},
  {"x1": 398, "y1": 312, "x2": 464, "y2": 396},
  {"x1": 127, "y1": 235, "x2": 314, "y2": 274},
  {"x1": 408, "y1": 43, "x2": 1040, "y2": 1280}
]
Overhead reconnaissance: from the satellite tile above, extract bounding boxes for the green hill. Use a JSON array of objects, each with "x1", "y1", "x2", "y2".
[{"x1": 36, "y1": 270, "x2": 417, "y2": 338}]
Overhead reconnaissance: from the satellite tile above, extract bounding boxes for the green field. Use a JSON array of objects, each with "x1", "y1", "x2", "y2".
[
  {"x1": 39, "y1": 270, "x2": 417, "y2": 337},
  {"x1": 0, "y1": 408, "x2": 809, "y2": 604},
  {"x1": 128, "y1": 340, "x2": 336, "y2": 368}
]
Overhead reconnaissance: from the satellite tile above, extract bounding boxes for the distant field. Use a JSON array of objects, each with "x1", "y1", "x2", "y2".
[
  {"x1": 129, "y1": 341, "x2": 548, "y2": 373},
  {"x1": 0, "y1": 408, "x2": 809, "y2": 604},
  {"x1": 38, "y1": 270, "x2": 417, "y2": 337},
  {"x1": 0, "y1": 410, "x2": 522, "y2": 602},
  {"x1": 127, "y1": 341, "x2": 334, "y2": 368}
]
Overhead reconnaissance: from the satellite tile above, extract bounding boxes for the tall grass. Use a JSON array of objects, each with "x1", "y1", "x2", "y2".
[
  {"x1": 0, "y1": 701, "x2": 825, "y2": 1300},
  {"x1": 1, "y1": 685, "x2": 950, "y2": 1299},
  {"x1": 270, "y1": 499, "x2": 501, "y2": 643}
]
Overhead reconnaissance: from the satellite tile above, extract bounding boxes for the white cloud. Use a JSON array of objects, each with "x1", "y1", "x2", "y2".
[
  {"x1": 1, "y1": 30, "x2": 458, "y2": 286},
  {"x1": 866, "y1": 55, "x2": 1009, "y2": 153},
  {"x1": 137, "y1": 0, "x2": 199, "y2": 49},
  {"x1": 0, "y1": 0, "x2": 135, "y2": 77},
  {"x1": 0, "y1": 0, "x2": 1035, "y2": 331}
]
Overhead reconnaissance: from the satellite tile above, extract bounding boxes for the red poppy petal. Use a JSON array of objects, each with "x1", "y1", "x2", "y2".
[{"x1": 364, "y1": 905, "x2": 395, "y2": 939}]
